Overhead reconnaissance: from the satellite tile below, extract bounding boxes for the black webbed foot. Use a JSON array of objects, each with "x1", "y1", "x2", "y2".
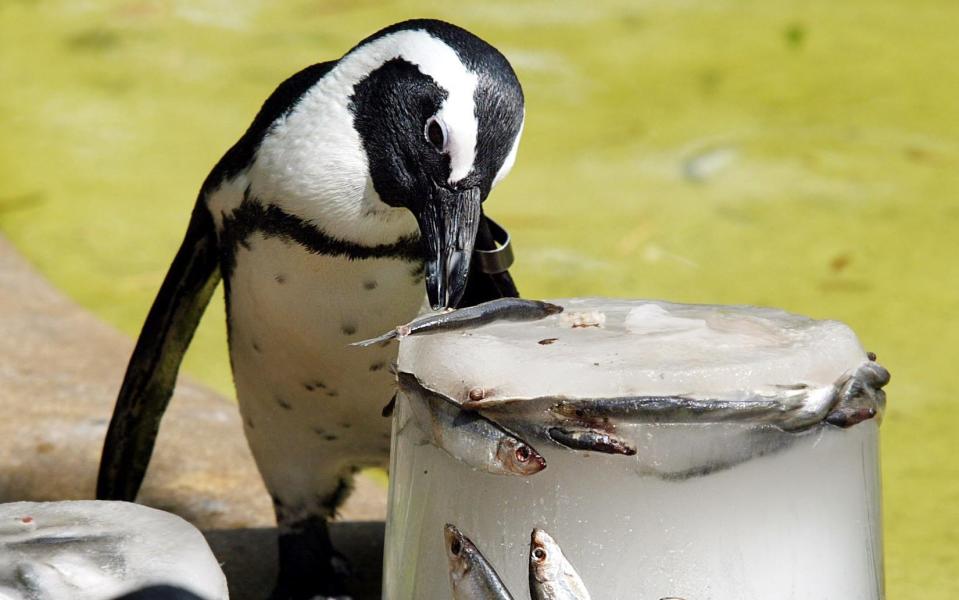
[{"x1": 269, "y1": 516, "x2": 353, "y2": 600}]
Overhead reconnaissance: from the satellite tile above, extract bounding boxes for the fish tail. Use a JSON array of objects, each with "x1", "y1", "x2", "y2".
[{"x1": 351, "y1": 330, "x2": 398, "y2": 347}]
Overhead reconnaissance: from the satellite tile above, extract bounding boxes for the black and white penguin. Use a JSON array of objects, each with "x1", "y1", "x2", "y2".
[{"x1": 96, "y1": 19, "x2": 525, "y2": 599}]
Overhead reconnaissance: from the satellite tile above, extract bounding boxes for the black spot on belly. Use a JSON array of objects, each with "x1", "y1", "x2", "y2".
[
  {"x1": 363, "y1": 280, "x2": 378, "y2": 290},
  {"x1": 245, "y1": 417, "x2": 255, "y2": 429},
  {"x1": 369, "y1": 361, "x2": 385, "y2": 372},
  {"x1": 303, "y1": 380, "x2": 326, "y2": 392},
  {"x1": 252, "y1": 341, "x2": 262, "y2": 353},
  {"x1": 276, "y1": 397, "x2": 292, "y2": 410},
  {"x1": 326, "y1": 389, "x2": 339, "y2": 398},
  {"x1": 341, "y1": 323, "x2": 357, "y2": 336},
  {"x1": 339, "y1": 422, "x2": 352, "y2": 429},
  {"x1": 323, "y1": 434, "x2": 338, "y2": 442},
  {"x1": 274, "y1": 273, "x2": 286, "y2": 284}
]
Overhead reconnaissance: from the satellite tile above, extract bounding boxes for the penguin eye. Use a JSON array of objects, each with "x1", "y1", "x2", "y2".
[
  {"x1": 450, "y1": 538, "x2": 462, "y2": 556},
  {"x1": 533, "y1": 547, "x2": 547, "y2": 561},
  {"x1": 424, "y1": 116, "x2": 448, "y2": 152}
]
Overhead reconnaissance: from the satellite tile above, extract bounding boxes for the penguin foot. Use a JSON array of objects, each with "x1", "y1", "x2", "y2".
[{"x1": 271, "y1": 516, "x2": 354, "y2": 600}]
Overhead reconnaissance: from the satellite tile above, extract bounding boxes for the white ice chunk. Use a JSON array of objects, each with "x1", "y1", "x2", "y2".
[{"x1": 0, "y1": 501, "x2": 228, "y2": 600}]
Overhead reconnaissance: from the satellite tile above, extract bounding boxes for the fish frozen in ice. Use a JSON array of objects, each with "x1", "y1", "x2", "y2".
[
  {"x1": 445, "y1": 524, "x2": 514, "y2": 600},
  {"x1": 547, "y1": 426, "x2": 636, "y2": 456},
  {"x1": 397, "y1": 372, "x2": 546, "y2": 476},
  {"x1": 529, "y1": 528, "x2": 591, "y2": 600},
  {"x1": 549, "y1": 384, "x2": 837, "y2": 432}
]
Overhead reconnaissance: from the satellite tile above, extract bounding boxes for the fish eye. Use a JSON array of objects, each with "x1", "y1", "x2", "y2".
[
  {"x1": 533, "y1": 547, "x2": 547, "y2": 561},
  {"x1": 424, "y1": 116, "x2": 448, "y2": 152},
  {"x1": 450, "y1": 538, "x2": 462, "y2": 555},
  {"x1": 515, "y1": 445, "x2": 532, "y2": 462}
]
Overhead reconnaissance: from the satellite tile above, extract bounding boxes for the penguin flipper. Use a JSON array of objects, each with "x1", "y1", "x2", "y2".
[
  {"x1": 458, "y1": 212, "x2": 519, "y2": 307},
  {"x1": 97, "y1": 202, "x2": 221, "y2": 501}
]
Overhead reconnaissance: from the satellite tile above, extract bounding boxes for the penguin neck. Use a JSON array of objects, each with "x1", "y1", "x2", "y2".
[
  {"x1": 207, "y1": 163, "x2": 420, "y2": 251},
  {"x1": 245, "y1": 153, "x2": 420, "y2": 248},
  {"x1": 210, "y1": 181, "x2": 422, "y2": 283}
]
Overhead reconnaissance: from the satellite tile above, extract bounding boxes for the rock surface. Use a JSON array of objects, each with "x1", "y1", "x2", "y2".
[{"x1": 0, "y1": 236, "x2": 386, "y2": 598}]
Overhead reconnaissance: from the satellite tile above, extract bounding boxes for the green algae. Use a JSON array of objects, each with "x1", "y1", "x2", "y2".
[{"x1": 1, "y1": 1, "x2": 957, "y2": 596}]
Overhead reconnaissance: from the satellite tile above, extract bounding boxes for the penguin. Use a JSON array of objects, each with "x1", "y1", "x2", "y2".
[{"x1": 95, "y1": 19, "x2": 525, "y2": 599}]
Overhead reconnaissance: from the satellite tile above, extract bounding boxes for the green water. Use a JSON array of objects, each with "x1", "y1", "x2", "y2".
[{"x1": 1, "y1": 1, "x2": 957, "y2": 596}]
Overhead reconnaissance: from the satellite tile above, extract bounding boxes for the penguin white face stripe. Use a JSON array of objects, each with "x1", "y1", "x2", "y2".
[
  {"x1": 339, "y1": 30, "x2": 480, "y2": 183},
  {"x1": 492, "y1": 116, "x2": 524, "y2": 188},
  {"x1": 248, "y1": 28, "x2": 483, "y2": 247}
]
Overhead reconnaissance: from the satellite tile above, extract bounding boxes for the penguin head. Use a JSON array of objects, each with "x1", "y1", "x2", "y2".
[
  {"x1": 248, "y1": 20, "x2": 524, "y2": 309},
  {"x1": 349, "y1": 20, "x2": 524, "y2": 309}
]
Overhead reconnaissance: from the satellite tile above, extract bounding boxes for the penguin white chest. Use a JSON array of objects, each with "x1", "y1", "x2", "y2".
[{"x1": 224, "y1": 232, "x2": 424, "y2": 508}]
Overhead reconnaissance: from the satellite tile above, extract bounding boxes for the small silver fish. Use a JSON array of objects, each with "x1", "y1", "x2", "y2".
[
  {"x1": 398, "y1": 372, "x2": 546, "y2": 476},
  {"x1": 549, "y1": 384, "x2": 837, "y2": 432},
  {"x1": 445, "y1": 524, "x2": 514, "y2": 600},
  {"x1": 352, "y1": 298, "x2": 563, "y2": 347},
  {"x1": 547, "y1": 427, "x2": 636, "y2": 456},
  {"x1": 529, "y1": 529, "x2": 591, "y2": 600},
  {"x1": 826, "y1": 360, "x2": 890, "y2": 427}
]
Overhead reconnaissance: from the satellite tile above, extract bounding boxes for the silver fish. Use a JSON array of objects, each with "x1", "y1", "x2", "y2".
[
  {"x1": 549, "y1": 384, "x2": 837, "y2": 432},
  {"x1": 547, "y1": 427, "x2": 636, "y2": 456},
  {"x1": 352, "y1": 298, "x2": 563, "y2": 347},
  {"x1": 445, "y1": 524, "x2": 514, "y2": 600},
  {"x1": 549, "y1": 359, "x2": 890, "y2": 433},
  {"x1": 398, "y1": 372, "x2": 546, "y2": 476},
  {"x1": 825, "y1": 360, "x2": 890, "y2": 427},
  {"x1": 529, "y1": 529, "x2": 591, "y2": 600}
]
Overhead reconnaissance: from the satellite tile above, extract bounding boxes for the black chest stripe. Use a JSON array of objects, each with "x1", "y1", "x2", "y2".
[{"x1": 218, "y1": 194, "x2": 422, "y2": 281}]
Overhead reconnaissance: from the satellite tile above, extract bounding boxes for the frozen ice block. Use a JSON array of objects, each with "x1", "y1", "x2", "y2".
[
  {"x1": 383, "y1": 298, "x2": 887, "y2": 600},
  {"x1": 0, "y1": 500, "x2": 228, "y2": 600}
]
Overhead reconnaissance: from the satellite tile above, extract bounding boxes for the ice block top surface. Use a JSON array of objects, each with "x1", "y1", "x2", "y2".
[{"x1": 397, "y1": 298, "x2": 867, "y2": 402}]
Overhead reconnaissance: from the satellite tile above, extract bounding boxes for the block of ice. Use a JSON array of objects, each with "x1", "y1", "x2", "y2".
[
  {"x1": 0, "y1": 501, "x2": 227, "y2": 600},
  {"x1": 386, "y1": 298, "x2": 886, "y2": 600}
]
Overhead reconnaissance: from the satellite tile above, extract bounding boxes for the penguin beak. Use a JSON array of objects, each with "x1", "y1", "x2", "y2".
[{"x1": 416, "y1": 186, "x2": 482, "y2": 310}]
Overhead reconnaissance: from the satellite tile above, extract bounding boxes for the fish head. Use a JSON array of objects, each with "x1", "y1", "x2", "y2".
[
  {"x1": 529, "y1": 528, "x2": 563, "y2": 584},
  {"x1": 445, "y1": 523, "x2": 479, "y2": 587},
  {"x1": 495, "y1": 436, "x2": 547, "y2": 475}
]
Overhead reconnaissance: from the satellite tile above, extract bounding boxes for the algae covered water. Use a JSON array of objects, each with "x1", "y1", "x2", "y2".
[{"x1": 1, "y1": 2, "x2": 957, "y2": 597}]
